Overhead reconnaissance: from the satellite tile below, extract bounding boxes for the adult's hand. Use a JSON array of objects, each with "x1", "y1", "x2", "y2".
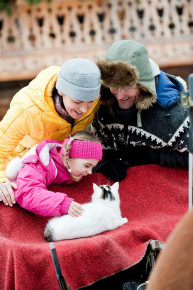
[{"x1": 0, "y1": 181, "x2": 17, "y2": 206}]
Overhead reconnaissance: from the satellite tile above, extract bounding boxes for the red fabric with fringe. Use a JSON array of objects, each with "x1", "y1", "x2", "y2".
[{"x1": 0, "y1": 165, "x2": 188, "y2": 290}]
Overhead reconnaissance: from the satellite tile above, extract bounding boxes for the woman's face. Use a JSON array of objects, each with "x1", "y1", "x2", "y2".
[
  {"x1": 68, "y1": 158, "x2": 99, "y2": 181},
  {"x1": 59, "y1": 91, "x2": 94, "y2": 119}
]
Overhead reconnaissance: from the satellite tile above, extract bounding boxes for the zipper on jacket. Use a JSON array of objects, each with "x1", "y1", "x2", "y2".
[{"x1": 19, "y1": 147, "x2": 29, "y2": 154}]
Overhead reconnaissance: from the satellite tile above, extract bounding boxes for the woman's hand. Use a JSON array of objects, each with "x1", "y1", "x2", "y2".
[
  {"x1": 68, "y1": 201, "x2": 84, "y2": 217},
  {"x1": 0, "y1": 181, "x2": 17, "y2": 207}
]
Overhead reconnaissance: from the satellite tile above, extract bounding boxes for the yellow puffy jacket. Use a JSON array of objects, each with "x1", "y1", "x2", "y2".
[{"x1": 0, "y1": 66, "x2": 101, "y2": 182}]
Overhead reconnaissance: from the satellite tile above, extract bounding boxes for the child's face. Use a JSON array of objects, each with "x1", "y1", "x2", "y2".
[
  {"x1": 59, "y1": 92, "x2": 94, "y2": 119},
  {"x1": 68, "y1": 158, "x2": 99, "y2": 181}
]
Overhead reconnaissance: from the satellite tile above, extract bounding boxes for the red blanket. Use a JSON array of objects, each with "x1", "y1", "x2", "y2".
[{"x1": 0, "y1": 165, "x2": 188, "y2": 290}]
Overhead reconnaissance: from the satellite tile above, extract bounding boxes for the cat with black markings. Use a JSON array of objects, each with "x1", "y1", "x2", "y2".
[{"x1": 44, "y1": 182, "x2": 127, "y2": 241}]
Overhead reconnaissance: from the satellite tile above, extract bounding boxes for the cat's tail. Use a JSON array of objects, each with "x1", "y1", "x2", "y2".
[{"x1": 44, "y1": 225, "x2": 54, "y2": 242}]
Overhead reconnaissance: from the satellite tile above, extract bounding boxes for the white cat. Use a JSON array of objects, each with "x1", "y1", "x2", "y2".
[{"x1": 44, "y1": 182, "x2": 128, "y2": 241}]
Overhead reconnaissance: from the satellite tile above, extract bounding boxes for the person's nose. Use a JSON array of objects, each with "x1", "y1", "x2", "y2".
[
  {"x1": 87, "y1": 168, "x2": 92, "y2": 175},
  {"x1": 80, "y1": 103, "x2": 89, "y2": 113},
  {"x1": 116, "y1": 89, "x2": 125, "y2": 100}
]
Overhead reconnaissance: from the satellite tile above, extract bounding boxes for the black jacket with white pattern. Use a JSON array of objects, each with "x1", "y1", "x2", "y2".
[{"x1": 91, "y1": 73, "x2": 189, "y2": 168}]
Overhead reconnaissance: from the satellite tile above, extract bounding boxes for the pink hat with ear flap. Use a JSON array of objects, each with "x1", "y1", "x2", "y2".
[{"x1": 63, "y1": 139, "x2": 103, "y2": 161}]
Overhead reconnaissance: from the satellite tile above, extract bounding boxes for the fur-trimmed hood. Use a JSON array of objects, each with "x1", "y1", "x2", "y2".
[{"x1": 97, "y1": 40, "x2": 157, "y2": 110}]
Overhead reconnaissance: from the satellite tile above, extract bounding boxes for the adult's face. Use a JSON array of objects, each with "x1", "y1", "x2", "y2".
[
  {"x1": 59, "y1": 92, "x2": 94, "y2": 119},
  {"x1": 110, "y1": 87, "x2": 140, "y2": 109}
]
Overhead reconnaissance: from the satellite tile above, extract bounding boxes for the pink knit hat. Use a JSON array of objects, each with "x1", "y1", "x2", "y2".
[{"x1": 63, "y1": 138, "x2": 103, "y2": 161}]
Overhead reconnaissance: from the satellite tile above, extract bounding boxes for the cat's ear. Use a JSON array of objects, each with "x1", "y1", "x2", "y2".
[
  {"x1": 93, "y1": 183, "x2": 99, "y2": 192},
  {"x1": 111, "y1": 182, "x2": 119, "y2": 192}
]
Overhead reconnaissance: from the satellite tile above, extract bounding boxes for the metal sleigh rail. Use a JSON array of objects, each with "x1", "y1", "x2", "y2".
[
  {"x1": 50, "y1": 242, "x2": 71, "y2": 290},
  {"x1": 180, "y1": 73, "x2": 193, "y2": 211}
]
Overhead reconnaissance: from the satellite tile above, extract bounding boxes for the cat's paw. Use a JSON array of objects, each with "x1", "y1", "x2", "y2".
[{"x1": 44, "y1": 225, "x2": 54, "y2": 242}]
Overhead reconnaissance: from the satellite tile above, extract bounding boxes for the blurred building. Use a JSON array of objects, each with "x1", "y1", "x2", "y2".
[{"x1": 0, "y1": 0, "x2": 193, "y2": 119}]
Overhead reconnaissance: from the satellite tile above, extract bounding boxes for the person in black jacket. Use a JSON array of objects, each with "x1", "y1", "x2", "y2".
[{"x1": 91, "y1": 40, "x2": 189, "y2": 181}]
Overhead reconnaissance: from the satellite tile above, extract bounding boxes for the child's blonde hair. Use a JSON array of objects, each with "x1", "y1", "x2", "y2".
[{"x1": 63, "y1": 131, "x2": 101, "y2": 171}]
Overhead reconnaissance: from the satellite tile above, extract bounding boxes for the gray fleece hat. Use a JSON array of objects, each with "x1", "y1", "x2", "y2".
[{"x1": 56, "y1": 58, "x2": 101, "y2": 101}]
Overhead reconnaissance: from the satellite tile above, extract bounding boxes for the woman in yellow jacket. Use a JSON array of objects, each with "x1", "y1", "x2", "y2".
[{"x1": 0, "y1": 58, "x2": 101, "y2": 206}]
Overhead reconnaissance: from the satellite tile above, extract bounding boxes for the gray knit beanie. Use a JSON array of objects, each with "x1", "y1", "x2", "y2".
[{"x1": 56, "y1": 58, "x2": 101, "y2": 101}]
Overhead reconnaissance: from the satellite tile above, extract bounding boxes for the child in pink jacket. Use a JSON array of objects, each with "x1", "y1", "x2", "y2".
[{"x1": 5, "y1": 131, "x2": 103, "y2": 217}]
